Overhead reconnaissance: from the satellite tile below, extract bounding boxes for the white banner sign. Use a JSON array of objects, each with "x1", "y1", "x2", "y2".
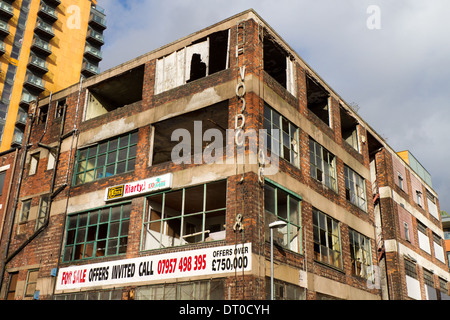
[
  {"x1": 56, "y1": 243, "x2": 251, "y2": 291},
  {"x1": 105, "y1": 173, "x2": 173, "y2": 201}
]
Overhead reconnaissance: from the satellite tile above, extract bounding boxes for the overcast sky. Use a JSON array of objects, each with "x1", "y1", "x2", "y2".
[{"x1": 97, "y1": 0, "x2": 450, "y2": 212}]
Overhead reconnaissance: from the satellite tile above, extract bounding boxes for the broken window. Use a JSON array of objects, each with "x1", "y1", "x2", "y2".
[
  {"x1": 35, "y1": 195, "x2": 50, "y2": 230},
  {"x1": 38, "y1": 105, "x2": 48, "y2": 125},
  {"x1": 344, "y1": 165, "x2": 367, "y2": 211},
  {"x1": 20, "y1": 199, "x2": 32, "y2": 223},
  {"x1": 264, "y1": 182, "x2": 301, "y2": 253},
  {"x1": 155, "y1": 30, "x2": 230, "y2": 94},
  {"x1": 340, "y1": 106, "x2": 359, "y2": 151},
  {"x1": 263, "y1": 103, "x2": 299, "y2": 167},
  {"x1": 63, "y1": 203, "x2": 131, "y2": 262},
  {"x1": 142, "y1": 180, "x2": 227, "y2": 250},
  {"x1": 84, "y1": 65, "x2": 144, "y2": 121},
  {"x1": 73, "y1": 131, "x2": 138, "y2": 185},
  {"x1": 306, "y1": 76, "x2": 330, "y2": 126},
  {"x1": 55, "y1": 99, "x2": 66, "y2": 119},
  {"x1": 313, "y1": 207, "x2": 342, "y2": 269},
  {"x1": 309, "y1": 138, "x2": 337, "y2": 191},
  {"x1": 263, "y1": 33, "x2": 296, "y2": 96},
  {"x1": 151, "y1": 101, "x2": 228, "y2": 165},
  {"x1": 29, "y1": 152, "x2": 40, "y2": 175},
  {"x1": 349, "y1": 228, "x2": 374, "y2": 282}
]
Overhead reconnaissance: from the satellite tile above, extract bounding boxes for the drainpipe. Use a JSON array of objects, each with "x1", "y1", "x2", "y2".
[
  {"x1": 4, "y1": 94, "x2": 67, "y2": 266},
  {"x1": 50, "y1": 77, "x2": 83, "y2": 299},
  {"x1": 0, "y1": 98, "x2": 39, "y2": 291}
]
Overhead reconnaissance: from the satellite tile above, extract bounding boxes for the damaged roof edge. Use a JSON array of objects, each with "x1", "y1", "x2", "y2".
[{"x1": 35, "y1": 9, "x2": 422, "y2": 192}]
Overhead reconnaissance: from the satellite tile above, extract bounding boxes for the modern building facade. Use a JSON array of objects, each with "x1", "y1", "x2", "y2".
[
  {"x1": 0, "y1": 9, "x2": 448, "y2": 300},
  {"x1": 0, "y1": 0, "x2": 106, "y2": 152}
]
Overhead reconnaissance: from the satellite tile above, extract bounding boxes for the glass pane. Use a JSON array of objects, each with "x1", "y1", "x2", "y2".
[
  {"x1": 130, "y1": 132, "x2": 138, "y2": 145},
  {"x1": 277, "y1": 189, "x2": 288, "y2": 220},
  {"x1": 107, "y1": 151, "x2": 117, "y2": 164},
  {"x1": 109, "y1": 221, "x2": 120, "y2": 238},
  {"x1": 109, "y1": 138, "x2": 118, "y2": 151},
  {"x1": 107, "y1": 239, "x2": 118, "y2": 255},
  {"x1": 118, "y1": 148, "x2": 128, "y2": 161},
  {"x1": 127, "y1": 158, "x2": 136, "y2": 172},
  {"x1": 111, "y1": 206, "x2": 121, "y2": 221},
  {"x1": 206, "y1": 181, "x2": 226, "y2": 211},
  {"x1": 87, "y1": 226, "x2": 97, "y2": 241},
  {"x1": 184, "y1": 185, "x2": 204, "y2": 214},
  {"x1": 164, "y1": 190, "x2": 182, "y2": 216},
  {"x1": 264, "y1": 184, "x2": 276, "y2": 214}
]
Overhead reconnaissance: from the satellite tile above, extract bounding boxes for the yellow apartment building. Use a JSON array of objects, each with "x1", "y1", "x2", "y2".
[{"x1": 0, "y1": 0, "x2": 106, "y2": 151}]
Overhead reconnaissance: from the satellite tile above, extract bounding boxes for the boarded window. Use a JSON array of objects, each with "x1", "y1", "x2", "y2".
[
  {"x1": 155, "y1": 30, "x2": 230, "y2": 94},
  {"x1": 306, "y1": 76, "x2": 330, "y2": 126}
]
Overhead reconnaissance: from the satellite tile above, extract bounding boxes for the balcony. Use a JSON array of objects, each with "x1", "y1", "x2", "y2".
[
  {"x1": 38, "y1": 2, "x2": 58, "y2": 23},
  {"x1": 81, "y1": 60, "x2": 99, "y2": 78},
  {"x1": 86, "y1": 28, "x2": 104, "y2": 46},
  {"x1": 19, "y1": 91, "x2": 36, "y2": 107},
  {"x1": 0, "y1": 1, "x2": 14, "y2": 20},
  {"x1": 11, "y1": 129, "x2": 24, "y2": 148},
  {"x1": 84, "y1": 44, "x2": 102, "y2": 62},
  {"x1": 15, "y1": 108, "x2": 28, "y2": 128},
  {"x1": 0, "y1": 19, "x2": 9, "y2": 37},
  {"x1": 88, "y1": 11, "x2": 106, "y2": 30},
  {"x1": 23, "y1": 73, "x2": 45, "y2": 92},
  {"x1": 30, "y1": 37, "x2": 52, "y2": 56},
  {"x1": 34, "y1": 19, "x2": 55, "y2": 39},
  {"x1": 44, "y1": 0, "x2": 61, "y2": 7},
  {"x1": 27, "y1": 54, "x2": 49, "y2": 74}
]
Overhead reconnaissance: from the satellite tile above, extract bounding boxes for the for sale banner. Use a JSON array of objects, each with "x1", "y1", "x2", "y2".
[{"x1": 56, "y1": 243, "x2": 251, "y2": 291}]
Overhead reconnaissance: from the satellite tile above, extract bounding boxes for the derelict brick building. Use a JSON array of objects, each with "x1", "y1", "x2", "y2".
[{"x1": 0, "y1": 9, "x2": 448, "y2": 300}]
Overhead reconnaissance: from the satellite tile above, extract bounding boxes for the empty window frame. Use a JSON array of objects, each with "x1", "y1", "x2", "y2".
[
  {"x1": 29, "y1": 153, "x2": 39, "y2": 175},
  {"x1": 73, "y1": 131, "x2": 138, "y2": 185},
  {"x1": 340, "y1": 107, "x2": 359, "y2": 151},
  {"x1": 38, "y1": 105, "x2": 48, "y2": 125},
  {"x1": 143, "y1": 180, "x2": 227, "y2": 250},
  {"x1": 84, "y1": 65, "x2": 144, "y2": 121},
  {"x1": 55, "y1": 99, "x2": 66, "y2": 118},
  {"x1": 152, "y1": 101, "x2": 229, "y2": 165},
  {"x1": 312, "y1": 208, "x2": 342, "y2": 269},
  {"x1": 263, "y1": 103, "x2": 299, "y2": 167},
  {"x1": 6, "y1": 272, "x2": 18, "y2": 300},
  {"x1": 264, "y1": 182, "x2": 301, "y2": 253},
  {"x1": 344, "y1": 165, "x2": 367, "y2": 211},
  {"x1": 24, "y1": 269, "x2": 39, "y2": 298},
  {"x1": 155, "y1": 30, "x2": 230, "y2": 94},
  {"x1": 349, "y1": 228, "x2": 374, "y2": 282},
  {"x1": 20, "y1": 199, "x2": 32, "y2": 223},
  {"x1": 309, "y1": 138, "x2": 337, "y2": 191},
  {"x1": 35, "y1": 195, "x2": 49, "y2": 230},
  {"x1": 263, "y1": 33, "x2": 296, "y2": 96},
  {"x1": 306, "y1": 76, "x2": 330, "y2": 126},
  {"x1": 63, "y1": 202, "x2": 131, "y2": 262}
]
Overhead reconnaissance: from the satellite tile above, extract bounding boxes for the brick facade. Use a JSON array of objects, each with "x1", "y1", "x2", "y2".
[{"x1": 0, "y1": 9, "x2": 447, "y2": 301}]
